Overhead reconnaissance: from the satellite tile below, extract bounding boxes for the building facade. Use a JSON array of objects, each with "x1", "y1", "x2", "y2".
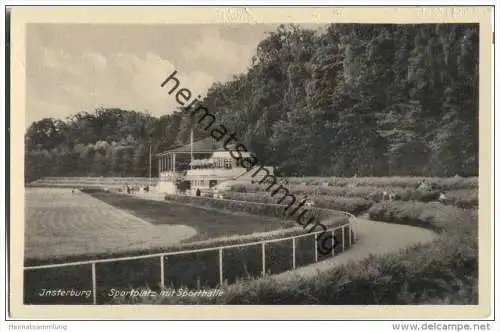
[{"x1": 155, "y1": 137, "x2": 274, "y2": 195}]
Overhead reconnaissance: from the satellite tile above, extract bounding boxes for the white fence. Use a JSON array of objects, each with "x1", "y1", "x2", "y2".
[{"x1": 24, "y1": 215, "x2": 357, "y2": 305}]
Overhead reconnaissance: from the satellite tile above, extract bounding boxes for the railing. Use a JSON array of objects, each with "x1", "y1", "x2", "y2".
[{"x1": 24, "y1": 214, "x2": 357, "y2": 305}]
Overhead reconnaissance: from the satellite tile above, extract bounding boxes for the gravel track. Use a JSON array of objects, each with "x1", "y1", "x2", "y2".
[{"x1": 269, "y1": 218, "x2": 438, "y2": 282}]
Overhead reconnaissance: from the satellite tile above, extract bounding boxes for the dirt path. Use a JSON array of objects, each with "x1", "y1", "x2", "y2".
[{"x1": 270, "y1": 218, "x2": 438, "y2": 281}]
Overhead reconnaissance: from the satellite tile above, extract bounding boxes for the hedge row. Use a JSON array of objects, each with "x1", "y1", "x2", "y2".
[
  {"x1": 229, "y1": 184, "x2": 478, "y2": 208},
  {"x1": 235, "y1": 176, "x2": 477, "y2": 190},
  {"x1": 441, "y1": 189, "x2": 479, "y2": 209},
  {"x1": 219, "y1": 191, "x2": 373, "y2": 215},
  {"x1": 367, "y1": 201, "x2": 474, "y2": 231},
  {"x1": 283, "y1": 176, "x2": 478, "y2": 189},
  {"x1": 117, "y1": 203, "x2": 478, "y2": 304}
]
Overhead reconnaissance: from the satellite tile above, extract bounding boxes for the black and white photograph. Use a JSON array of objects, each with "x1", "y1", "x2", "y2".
[{"x1": 8, "y1": 6, "x2": 493, "y2": 321}]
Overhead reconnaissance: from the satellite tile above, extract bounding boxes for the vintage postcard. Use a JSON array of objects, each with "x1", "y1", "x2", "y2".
[{"x1": 8, "y1": 6, "x2": 493, "y2": 320}]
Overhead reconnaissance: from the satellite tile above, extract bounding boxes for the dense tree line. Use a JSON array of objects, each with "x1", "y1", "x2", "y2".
[{"x1": 25, "y1": 23, "x2": 479, "y2": 182}]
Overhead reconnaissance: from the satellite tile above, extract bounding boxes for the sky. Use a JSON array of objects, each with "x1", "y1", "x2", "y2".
[{"x1": 26, "y1": 23, "x2": 324, "y2": 128}]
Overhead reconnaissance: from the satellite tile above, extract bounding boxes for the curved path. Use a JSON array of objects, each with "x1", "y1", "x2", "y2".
[{"x1": 269, "y1": 217, "x2": 438, "y2": 281}]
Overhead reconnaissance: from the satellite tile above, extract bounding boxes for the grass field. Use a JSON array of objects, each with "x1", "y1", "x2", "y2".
[
  {"x1": 25, "y1": 188, "x2": 197, "y2": 262},
  {"x1": 25, "y1": 188, "x2": 292, "y2": 263},
  {"x1": 85, "y1": 191, "x2": 294, "y2": 243}
]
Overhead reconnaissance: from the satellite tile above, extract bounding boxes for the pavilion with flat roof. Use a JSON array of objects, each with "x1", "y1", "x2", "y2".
[
  {"x1": 154, "y1": 136, "x2": 274, "y2": 194},
  {"x1": 155, "y1": 136, "x2": 224, "y2": 174}
]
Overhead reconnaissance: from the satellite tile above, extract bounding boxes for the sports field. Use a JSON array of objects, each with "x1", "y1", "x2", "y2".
[
  {"x1": 25, "y1": 188, "x2": 290, "y2": 262},
  {"x1": 24, "y1": 188, "x2": 197, "y2": 261}
]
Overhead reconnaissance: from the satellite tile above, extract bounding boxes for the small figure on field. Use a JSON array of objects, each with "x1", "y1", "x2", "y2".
[
  {"x1": 438, "y1": 192, "x2": 447, "y2": 203},
  {"x1": 196, "y1": 188, "x2": 201, "y2": 197}
]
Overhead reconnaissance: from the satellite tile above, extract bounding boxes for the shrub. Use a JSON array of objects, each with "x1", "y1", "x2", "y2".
[
  {"x1": 441, "y1": 189, "x2": 478, "y2": 208},
  {"x1": 279, "y1": 177, "x2": 478, "y2": 190},
  {"x1": 219, "y1": 192, "x2": 373, "y2": 215},
  {"x1": 311, "y1": 196, "x2": 373, "y2": 215},
  {"x1": 166, "y1": 193, "x2": 294, "y2": 220},
  {"x1": 226, "y1": 181, "x2": 477, "y2": 207},
  {"x1": 367, "y1": 201, "x2": 473, "y2": 231}
]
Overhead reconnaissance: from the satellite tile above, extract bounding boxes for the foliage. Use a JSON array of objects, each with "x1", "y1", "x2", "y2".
[
  {"x1": 227, "y1": 179, "x2": 478, "y2": 209},
  {"x1": 367, "y1": 201, "x2": 469, "y2": 231},
  {"x1": 163, "y1": 194, "x2": 350, "y2": 225},
  {"x1": 221, "y1": 191, "x2": 373, "y2": 215},
  {"x1": 25, "y1": 24, "x2": 479, "y2": 181},
  {"x1": 237, "y1": 176, "x2": 478, "y2": 190}
]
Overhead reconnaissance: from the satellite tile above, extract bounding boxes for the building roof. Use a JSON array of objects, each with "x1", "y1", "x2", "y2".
[{"x1": 156, "y1": 136, "x2": 224, "y2": 156}]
